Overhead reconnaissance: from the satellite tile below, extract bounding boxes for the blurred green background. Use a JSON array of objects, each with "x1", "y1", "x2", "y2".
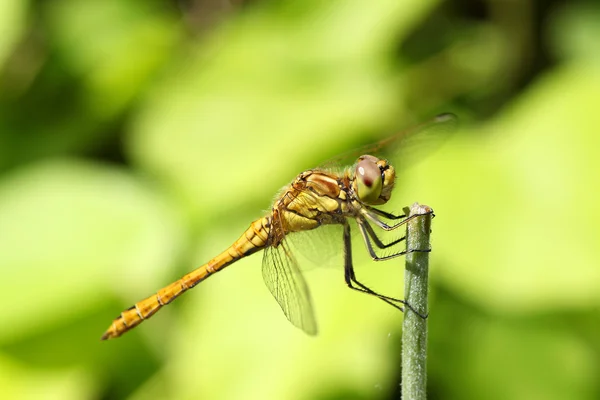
[{"x1": 1, "y1": 0, "x2": 599, "y2": 399}]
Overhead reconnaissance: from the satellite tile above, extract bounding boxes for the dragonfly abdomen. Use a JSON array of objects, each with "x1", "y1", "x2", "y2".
[{"x1": 101, "y1": 217, "x2": 270, "y2": 340}]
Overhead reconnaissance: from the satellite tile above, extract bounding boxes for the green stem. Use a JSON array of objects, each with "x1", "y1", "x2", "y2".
[{"x1": 401, "y1": 203, "x2": 433, "y2": 400}]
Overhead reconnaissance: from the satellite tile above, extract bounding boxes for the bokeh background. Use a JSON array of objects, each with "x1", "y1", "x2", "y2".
[{"x1": 1, "y1": 0, "x2": 599, "y2": 399}]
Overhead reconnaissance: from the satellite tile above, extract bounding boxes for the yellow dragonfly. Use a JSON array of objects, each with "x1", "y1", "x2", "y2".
[{"x1": 101, "y1": 113, "x2": 457, "y2": 340}]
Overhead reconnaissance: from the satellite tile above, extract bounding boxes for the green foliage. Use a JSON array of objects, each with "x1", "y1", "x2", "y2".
[{"x1": 1, "y1": 1, "x2": 599, "y2": 399}]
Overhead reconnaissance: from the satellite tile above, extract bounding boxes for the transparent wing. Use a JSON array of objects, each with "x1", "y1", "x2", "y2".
[
  {"x1": 319, "y1": 113, "x2": 459, "y2": 172},
  {"x1": 285, "y1": 225, "x2": 343, "y2": 271},
  {"x1": 262, "y1": 214, "x2": 318, "y2": 335}
]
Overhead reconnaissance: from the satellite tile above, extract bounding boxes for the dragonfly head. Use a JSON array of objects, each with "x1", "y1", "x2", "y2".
[{"x1": 353, "y1": 155, "x2": 395, "y2": 205}]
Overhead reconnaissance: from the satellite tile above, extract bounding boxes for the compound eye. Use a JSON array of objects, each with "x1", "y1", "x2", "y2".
[{"x1": 356, "y1": 157, "x2": 383, "y2": 204}]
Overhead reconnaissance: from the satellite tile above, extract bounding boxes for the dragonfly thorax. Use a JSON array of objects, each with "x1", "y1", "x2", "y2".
[{"x1": 351, "y1": 155, "x2": 395, "y2": 206}]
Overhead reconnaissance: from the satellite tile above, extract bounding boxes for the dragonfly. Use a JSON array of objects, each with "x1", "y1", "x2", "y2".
[{"x1": 101, "y1": 113, "x2": 457, "y2": 340}]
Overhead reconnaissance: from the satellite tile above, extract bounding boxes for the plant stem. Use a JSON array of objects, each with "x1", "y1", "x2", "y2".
[{"x1": 401, "y1": 203, "x2": 433, "y2": 400}]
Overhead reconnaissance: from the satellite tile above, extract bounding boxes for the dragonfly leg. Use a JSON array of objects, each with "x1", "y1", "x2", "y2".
[
  {"x1": 357, "y1": 217, "x2": 406, "y2": 258},
  {"x1": 342, "y1": 221, "x2": 428, "y2": 319},
  {"x1": 357, "y1": 217, "x2": 431, "y2": 261},
  {"x1": 363, "y1": 204, "x2": 436, "y2": 221},
  {"x1": 362, "y1": 205, "x2": 406, "y2": 220},
  {"x1": 360, "y1": 207, "x2": 433, "y2": 231}
]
